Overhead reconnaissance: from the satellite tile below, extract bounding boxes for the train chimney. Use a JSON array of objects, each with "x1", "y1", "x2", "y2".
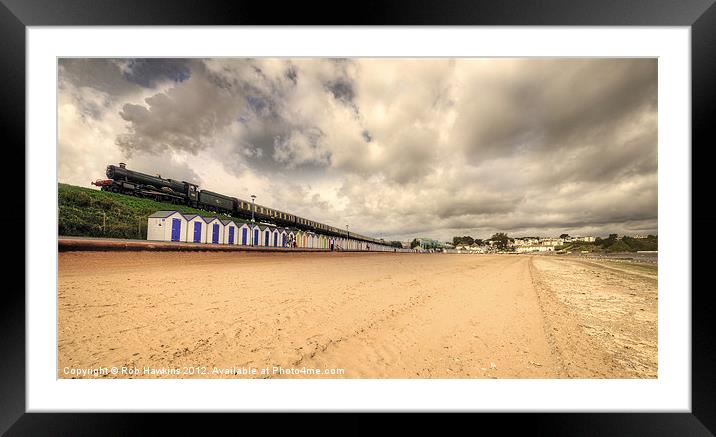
[{"x1": 119, "y1": 162, "x2": 126, "y2": 169}]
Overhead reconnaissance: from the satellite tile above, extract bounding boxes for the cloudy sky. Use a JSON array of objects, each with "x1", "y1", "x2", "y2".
[{"x1": 58, "y1": 58, "x2": 657, "y2": 241}]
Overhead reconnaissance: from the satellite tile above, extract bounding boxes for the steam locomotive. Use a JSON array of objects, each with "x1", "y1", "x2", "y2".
[{"x1": 93, "y1": 162, "x2": 377, "y2": 243}]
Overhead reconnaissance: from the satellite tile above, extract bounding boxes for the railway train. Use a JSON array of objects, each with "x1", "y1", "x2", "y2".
[{"x1": 93, "y1": 162, "x2": 382, "y2": 245}]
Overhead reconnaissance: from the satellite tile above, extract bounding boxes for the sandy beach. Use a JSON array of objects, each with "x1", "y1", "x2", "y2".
[{"x1": 57, "y1": 252, "x2": 657, "y2": 378}]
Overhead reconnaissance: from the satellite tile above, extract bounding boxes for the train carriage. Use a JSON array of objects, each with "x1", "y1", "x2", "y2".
[{"x1": 199, "y1": 190, "x2": 235, "y2": 213}]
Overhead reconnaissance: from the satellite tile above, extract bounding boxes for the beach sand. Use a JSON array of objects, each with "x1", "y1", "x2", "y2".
[{"x1": 57, "y1": 252, "x2": 657, "y2": 378}]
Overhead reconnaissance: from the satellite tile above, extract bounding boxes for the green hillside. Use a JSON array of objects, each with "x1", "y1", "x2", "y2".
[
  {"x1": 557, "y1": 235, "x2": 658, "y2": 253},
  {"x1": 58, "y1": 183, "x2": 246, "y2": 239}
]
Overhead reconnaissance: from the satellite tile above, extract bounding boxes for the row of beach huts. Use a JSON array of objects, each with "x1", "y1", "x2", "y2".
[{"x1": 147, "y1": 211, "x2": 413, "y2": 252}]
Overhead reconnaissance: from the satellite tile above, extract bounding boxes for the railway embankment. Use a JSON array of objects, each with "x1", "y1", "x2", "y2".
[{"x1": 59, "y1": 183, "x2": 236, "y2": 240}]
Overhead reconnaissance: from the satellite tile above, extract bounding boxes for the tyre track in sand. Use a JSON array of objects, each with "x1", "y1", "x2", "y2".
[{"x1": 293, "y1": 256, "x2": 560, "y2": 378}]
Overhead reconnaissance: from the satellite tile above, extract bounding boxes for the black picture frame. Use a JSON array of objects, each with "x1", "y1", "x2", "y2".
[{"x1": 3, "y1": 0, "x2": 714, "y2": 434}]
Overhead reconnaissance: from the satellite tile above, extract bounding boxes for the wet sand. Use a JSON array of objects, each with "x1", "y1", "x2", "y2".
[{"x1": 58, "y1": 252, "x2": 657, "y2": 378}]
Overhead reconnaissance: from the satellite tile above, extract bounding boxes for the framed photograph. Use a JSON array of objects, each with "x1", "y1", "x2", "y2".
[{"x1": 5, "y1": 0, "x2": 715, "y2": 434}]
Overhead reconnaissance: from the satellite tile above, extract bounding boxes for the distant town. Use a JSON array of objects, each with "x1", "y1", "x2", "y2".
[{"x1": 401, "y1": 233, "x2": 658, "y2": 254}]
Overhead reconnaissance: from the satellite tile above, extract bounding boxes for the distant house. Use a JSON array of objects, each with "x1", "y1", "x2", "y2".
[
  {"x1": 515, "y1": 245, "x2": 554, "y2": 253},
  {"x1": 539, "y1": 238, "x2": 564, "y2": 247},
  {"x1": 147, "y1": 211, "x2": 186, "y2": 242},
  {"x1": 570, "y1": 236, "x2": 596, "y2": 243},
  {"x1": 454, "y1": 243, "x2": 487, "y2": 253}
]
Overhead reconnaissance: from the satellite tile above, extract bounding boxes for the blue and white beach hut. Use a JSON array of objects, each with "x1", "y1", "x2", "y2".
[{"x1": 147, "y1": 211, "x2": 186, "y2": 242}]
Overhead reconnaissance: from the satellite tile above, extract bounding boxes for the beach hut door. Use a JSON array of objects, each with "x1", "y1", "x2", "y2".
[
  {"x1": 212, "y1": 224, "x2": 220, "y2": 243},
  {"x1": 171, "y1": 218, "x2": 181, "y2": 241},
  {"x1": 228, "y1": 227, "x2": 235, "y2": 244},
  {"x1": 193, "y1": 222, "x2": 202, "y2": 243}
]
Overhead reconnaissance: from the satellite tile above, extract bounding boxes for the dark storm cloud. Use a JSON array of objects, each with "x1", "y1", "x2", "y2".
[
  {"x1": 234, "y1": 115, "x2": 330, "y2": 173},
  {"x1": 59, "y1": 58, "x2": 141, "y2": 97},
  {"x1": 435, "y1": 193, "x2": 523, "y2": 219},
  {"x1": 457, "y1": 59, "x2": 657, "y2": 162},
  {"x1": 115, "y1": 62, "x2": 244, "y2": 156},
  {"x1": 320, "y1": 59, "x2": 360, "y2": 113},
  {"x1": 325, "y1": 79, "x2": 355, "y2": 103},
  {"x1": 121, "y1": 59, "x2": 192, "y2": 88},
  {"x1": 558, "y1": 130, "x2": 657, "y2": 184},
  {"x1": 111, "y1": 59, "x2": 365, "y2": 174},
  {"x1": 285, "y1": 66, "x2": 298, "y2": 84},
  {"x1": 274, "y1": 127, "x2": 328, "y2": 162}
]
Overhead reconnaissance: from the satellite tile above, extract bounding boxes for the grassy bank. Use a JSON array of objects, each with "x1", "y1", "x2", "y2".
[
  {"x1": 557, "y1": 237, "x2": 657, "y2": 253},
  {"x1": 58, "y1": 183, "x2": 240, "y2": 239}
]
